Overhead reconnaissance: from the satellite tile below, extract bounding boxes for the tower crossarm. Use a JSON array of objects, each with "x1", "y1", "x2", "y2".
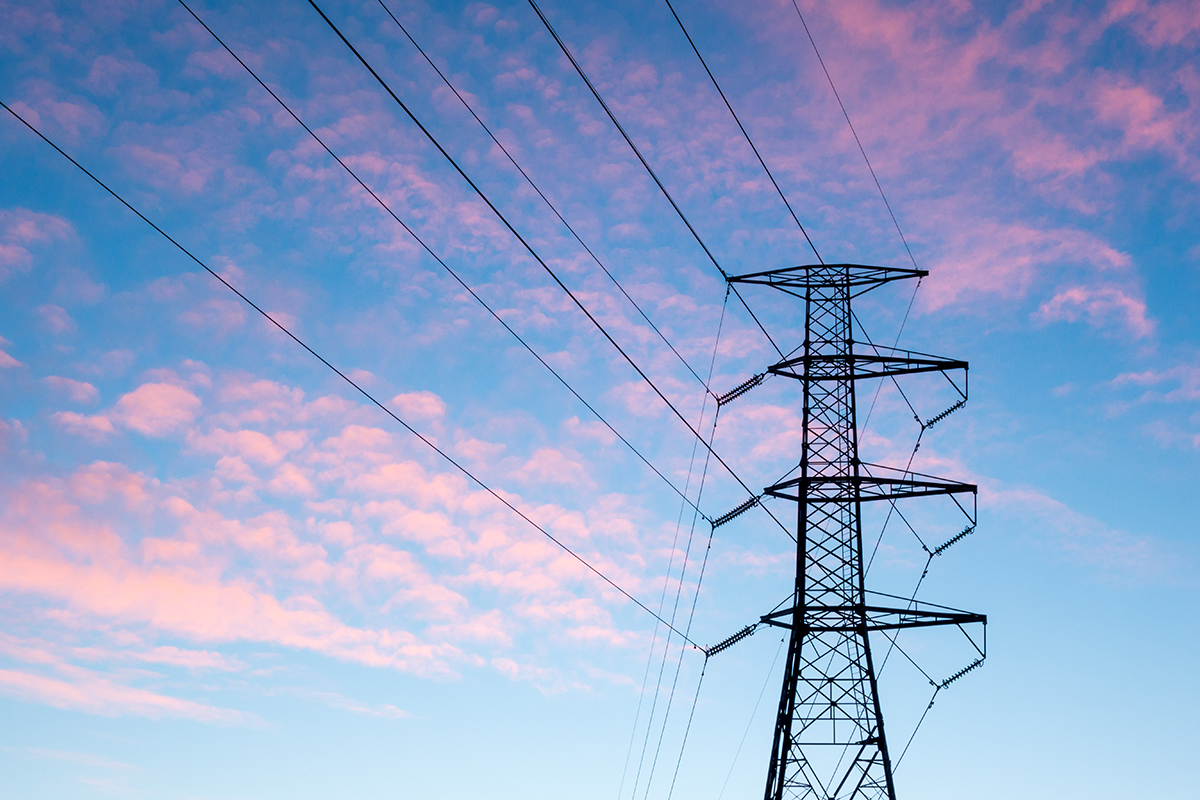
[
  {"x1": 763, "y1": 467, "x2": 977, "y2": 504},
  {"x1": 766, "y1": 349, "x2": 967, "y2": 381},
  {"x1": 727, "y1": 263, "x2": 926, "y2": 297},
  {"x1": 759, "y1": 604, "x2": 986, "y2": 633}
]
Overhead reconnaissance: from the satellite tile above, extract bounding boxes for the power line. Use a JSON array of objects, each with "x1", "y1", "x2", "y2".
[
  {"x1": 664, "y1": 655, "x2": 706, "y2": 800},
  {"x1": 630, "y1": 334, "x2": 723, "y2": 800},
  {"x1": 661, "y1": 0, "x2": 822, "y2": 264},
  {"x1": 637, "y1": 423, "x2": 717, "y2": 800},
  {"x1": 174, "y1": 0, "x2": 711, "y2": 532},
  {"x1": 374, "y1": 0, "x2": 714, "y2": 396},
  {"x1": 634, "y1": 301, "x2": 731, "y2": 800},
  {"x1": 666, "y1": 0, "x2": 930, "y2": 481},
  {"x1": 785, "y1": 4, "x2": 928, "y2": 452},
  {"x1": 524, "y1": 0, "x2": 788, "y2": 362},
  {"x1": 715, "y1": 635, "x2": 786, "y2": 800},
  {"x1": 0, "y1": 97, "x2": 701, "y2": 650},
  {"x1": 308, "y1": 0, "x2": 793, "y2": 540},
  {"x1": 620, "y1": 294, "x2": 725, "y2": 800},
  {"x1": 789, "y1": 0, "x2": 919, "y2": 270}
]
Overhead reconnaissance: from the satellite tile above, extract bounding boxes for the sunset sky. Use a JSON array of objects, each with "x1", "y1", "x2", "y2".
[{"x1": 1, "y1": 0, "x2": 1198, "y2": 797}]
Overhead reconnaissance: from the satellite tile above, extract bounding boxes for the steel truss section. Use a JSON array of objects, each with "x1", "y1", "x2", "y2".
[{"x1": 726, "y1": 262, "x2": 985, "y2": 800}]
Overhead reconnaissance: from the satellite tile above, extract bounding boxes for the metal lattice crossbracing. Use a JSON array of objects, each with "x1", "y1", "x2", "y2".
[{"x1": 726, "y1": 264, "x2": 984, "y2": 800}]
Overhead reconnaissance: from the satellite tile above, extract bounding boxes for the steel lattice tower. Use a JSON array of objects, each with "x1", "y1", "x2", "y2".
[{"x1": 719, "y1": 263, "x2": 985, "y2": 800}]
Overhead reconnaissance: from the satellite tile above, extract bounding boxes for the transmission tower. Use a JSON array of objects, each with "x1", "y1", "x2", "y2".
[{"x1": 713, "y1": 263, "x2": 985, "y2": 800}]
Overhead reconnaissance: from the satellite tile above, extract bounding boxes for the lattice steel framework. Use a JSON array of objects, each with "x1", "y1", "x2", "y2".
[{"x1": 724, "y1": 264, "x2": 985, "y2": 800}]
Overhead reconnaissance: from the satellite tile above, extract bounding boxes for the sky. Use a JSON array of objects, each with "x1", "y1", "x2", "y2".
[{"x1": 1, "y1": 0, "x2": 1198, "y2": 797}]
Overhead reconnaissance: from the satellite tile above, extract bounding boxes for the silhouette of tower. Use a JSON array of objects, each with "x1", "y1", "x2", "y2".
[{"x1": 721, "y1": 263, "x2": 984, "y2": 800}]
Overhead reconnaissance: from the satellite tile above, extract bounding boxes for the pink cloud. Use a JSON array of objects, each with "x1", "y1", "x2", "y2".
[
  {"x1": 1093, "y1": 76, "x2": 1189, "y2": 163},
  {"x1": 349, "y1": 461, "x2": 470, "y2": 509},
  {"x1": 267, "y1": 463, "x2": 317, "y2": 497},
  {"x1": 0, "y1": 242, "x2": 30, "y2": 277},
  {"x1": 0, "y1": 666, "x2": 249, "y2": 724},
  {"x1": 75, "y1": 348, "x2": 135, "y2": 378},
  {"x1": 51, "y1": 411, "x2": 115, "y2": 440},
  {"x1": 982, "y1": 483, "x2": 1161, "y2": 575},
  {"x1": 43, "y1": 376, "x2": 99, "y2": 403},
  {"x1": 189, "y1": 428, "x2": 302, "y2": 466},
  {"x1": 178, "y1": 298, "x2": 247, "y2": 334},
  {"x1": 272, "y1": 687, "x2": 408, "y2": 718},
  {"x1": 425, "y1": 609, "x2": 512, "y2": 647},
  {"x1": 390, "y1": 390, "x2": 447, "y2": 421},
  {"x1": 1108, "y1": 0, "x2": 1200, "y2": 47},
  {"x1": 318, "y1": 425, "x2": 394, "y2": 462},
  {"x1": 0, "y1": 634, "x2": 249, "y2": 723},
  {"x1": 0, "y1": 208, "x2": 73, "y2": 280},
  {"x1": 674, "y1": 0, "x2": 1195, "y2": 333},
  {"x1": 452, "y1": 437, "x2": 506, "y2": 468},
  {"x1": 211, "y1": 378, "x2": 356, "y2": 428},
  {"x1": 1112, "y1": 364, "x2": 1200, "y2": 401},
  {"x1": 365, "y1": 501, "x2": 469, "y2": 559},
  {"x1": 0, "y1": 419, "x2": 29, "y2": 452},
  {"x1": 131, "y1": 645, "x2": 246, "y2": 672},
  {"x1": 185, "y1": 48, "x2": 250, "y2": 80},
  {"x1": 2, "y1": 356, "x2": 696, "y2": 718},
  {"x1": 489, "y1": 656, "x2": 586, "y2": 694},
  {"x1": 68, "y1": 461, "x2": 155, "y2": 508},
  {"x1": 1035, "y1": 283, "x2": 1154, "y2": 338},
  {"x1": 112, "y1": 143, "x2": 211, "y2": 193},
  {"x1": 163, "y1": 499, "x2": 325, "y2": 567},
  {"x1": 920, "y1": 217, "x2": 1134, "y2": 311},
  {"x1": 111, "y1": 383, "x2": 201, "y2": 437},
  {"x1": 0, "y1": 511, "x2": 453, "y2": 675},
  {"x1": 562, "y1": 415, "x2": 617, "y2": 446},
  {"x1": 516, "y1": 447, "x2": 594, "y2": 488},
  {"x1": 35, "y1": 304, "x2": 75, "y2": 334},
  {"x1": 84, "y1": 54, "x2": 157, "y2": 95},
  {"x1": 315, "y1": 519, "x2": 356, "y2": 546}
]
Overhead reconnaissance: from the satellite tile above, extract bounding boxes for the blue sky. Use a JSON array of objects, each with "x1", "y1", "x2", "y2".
[{"x1": 1, "y1": 0, "x2": 1198, "y2": 797}]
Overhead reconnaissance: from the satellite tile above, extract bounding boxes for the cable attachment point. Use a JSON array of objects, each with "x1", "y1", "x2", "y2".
[
  {"x1": 932, "y1": 524, "x2": 976, "y2": 557},
  {"x1": 923, "y1": 399, "x2": 966, "y2": 430},
  {"x1": 712, "y1": 495, "x2": 761, "y2": 528},
  {"x1": 717, "y1": 373, "x2": 765, "y2": 406},
  {"x1": 938, "y1": 657, "x2": 984, "y2": 689},
  {"x1": 705, "y1": 623, "x2": 758, "y2": 658}
]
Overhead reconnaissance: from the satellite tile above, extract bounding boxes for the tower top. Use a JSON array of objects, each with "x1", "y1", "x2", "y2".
[{"x1": 728, "y1": 263, "x2": 926, "y2": 296}]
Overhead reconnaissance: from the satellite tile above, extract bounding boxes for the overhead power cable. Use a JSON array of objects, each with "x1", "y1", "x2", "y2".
[
  {"x1": 0, "y1": 98, "x2": 701, "y2": 649},
  {"x1": 622, "y1": 281, "x2": 726, "y2": 800},
  {"x1": 630, "y1": 308, "x2": 725, "y2": 800},
  {"x1": 715, "y1": 635, "x2": 786, "y2": 800},
  {"x1": 635, "y1": 300, "x2": 733, "y2": 800},
  {"x1": 524, "y1": 0, "x2": 788, "y2": 361},
  {"x1": 789, "y1": 0, "x2": 918, "y2": 270},
  {"x1": 174, "y1": 0, "x2": 709, "y2": 527},
  {"x1": 661, "y1": 0, "x2": 822, "y2": 264},
  {"x1": 374, "y1": 0, "x2": 713, "y2": 395},
  {"x1": 788, "y1": 6, "x2": 929, "y2": 448},
  {"x1": 308, "y1": 0, "x2": 794, "y2": 540},
  {"x1": 664, "y1": 656, "x2": 705, "y2": 800}
]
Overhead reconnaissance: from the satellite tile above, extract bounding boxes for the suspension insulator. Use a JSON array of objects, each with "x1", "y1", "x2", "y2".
[
  {"x1": 932, "y1": 524, "x2": 976, "y2": 557},
  {"x1": 924, "y1": 399, "x2": 966, "y2": 430},
  {"x1": 939, "y1": 657, "x2": 984, "y2": 689},
  {"x1": 706, "y1": 623, "x2": 758, "y2": 658},
  {"x1": 717, "y1": 373, "x2": 765, "y2": 406},
  {"x1": 712, "y1": 495, "x2": 760, "y2": 528}
]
